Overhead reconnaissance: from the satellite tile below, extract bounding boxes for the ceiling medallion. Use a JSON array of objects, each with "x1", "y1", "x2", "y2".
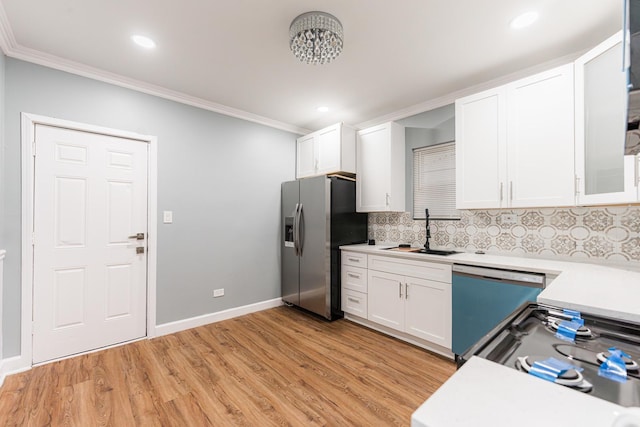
[{"x1": 289, "y1": 11, "x2": 343, "y2": 65}]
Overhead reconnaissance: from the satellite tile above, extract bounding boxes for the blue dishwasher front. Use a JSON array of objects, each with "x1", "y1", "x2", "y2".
[{"x1": 452, "y1": 264, "x2": 545, "y2": 357}]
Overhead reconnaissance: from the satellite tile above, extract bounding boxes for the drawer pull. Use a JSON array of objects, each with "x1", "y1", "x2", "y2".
[
  {"x1": 348, "y1": 258, "x2": 360, "y2": 262},
  {"x1": 347, "y1": 297, "x2": 359, "y2": 303},
  {"x1": 347, "y1": 273, "x2": 360, "y2": 279}
]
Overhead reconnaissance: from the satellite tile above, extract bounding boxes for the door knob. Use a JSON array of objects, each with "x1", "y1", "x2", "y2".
[
  {"x1": 136, "y1": 247, "x2": 145, "y2": 254},
  {"x1": 129, "y1": 233, "x2": 145, "y2": 240}
]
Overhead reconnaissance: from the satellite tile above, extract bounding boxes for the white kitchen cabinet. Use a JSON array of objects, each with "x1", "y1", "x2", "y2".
[
  {"x1": 341, "y1": 251, "x2": 369, "y2": 317},
  {"x1": 456, "y1": 64, "x2": 575, "y2": 209},
  {"x1": 356, "y1": 122, "x2": 405, "y2": 212},
  {"x1": 404, "y1": 275, "x2": 451, "y2": 347},
  {"x1": 367, "y1": 255, "x2": 452, "y2": 349},
  {"x1": 296, "y1": 122, "x2": 356, "y2": 179},
  {"x1": 575, "y1": 32, "x2": 639, "y2": 205},
  {"x1": 455, "y1": 87, "x2": 506, "y2": 209},
  {"x1": 367, "y1": 269, "x2": 405, "y2": 330}
]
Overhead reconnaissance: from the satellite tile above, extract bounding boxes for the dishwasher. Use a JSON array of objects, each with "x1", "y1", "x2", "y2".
[{"x1": 451, "y1": 264, "x2": 545, "y2": 360}]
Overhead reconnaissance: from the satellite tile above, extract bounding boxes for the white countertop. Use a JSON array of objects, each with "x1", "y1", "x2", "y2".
[
  {"x1": 340, "y1": 244, "x2": 640, "y2": 323},
  {"x1": 411, "y1": 357, "x2": 625, "y2": 427}
]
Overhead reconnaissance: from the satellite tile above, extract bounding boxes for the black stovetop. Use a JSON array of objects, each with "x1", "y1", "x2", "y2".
[{"x1": 461, "y1": 303, "x2": 640, "y2": 407}]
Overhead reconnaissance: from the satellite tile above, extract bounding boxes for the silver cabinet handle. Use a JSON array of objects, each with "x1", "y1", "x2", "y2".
[
  {"x1": 499, "y1": 182, "x2": 503, "y2": 202},
  {"x1": 347, "y1": 297, "x2": 359, "y2": 303},
  {"x1": 399, "y1": 282, "x2": 402, "y2": 298},
  {"x1": 348, "y1": 258, "x2": 359, "y2": 263},
  {"x1": 386, "y1": 193, "x2": 390, "y2": 206},
  {"x1": 405, "y1": 283, "x2": 408, "y2": 299},
  {"x1": 347, "y1": 273, "x2": 360, "y2": 279},
  {"x1": 128, "y1": 233, "x2": 145, "y2": 240},
  {"x1": 509, "y1": 181, "x2": 513, "y2": 201}
]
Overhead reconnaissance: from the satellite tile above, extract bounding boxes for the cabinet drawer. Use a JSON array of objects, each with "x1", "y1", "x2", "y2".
[
  {"x1": 341, "y1": 266, "x2": 367, "y2": 293},
  {"x1": 342, "y1": 289, "x2": 368, "y2": 318},
  {"x1": 342, "y1": 251, "x2": 367, "y2": 268},
  {"x1": 368, "y1": 255, "x2": 452, "y2": 283}
]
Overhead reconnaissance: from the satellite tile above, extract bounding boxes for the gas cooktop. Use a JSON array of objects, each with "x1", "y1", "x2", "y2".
[{"x1": 461, "y1": 303, "x2": 640, "y2": 407}]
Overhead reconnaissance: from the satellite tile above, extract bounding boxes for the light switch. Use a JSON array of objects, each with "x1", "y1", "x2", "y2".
[{"x1": 163, "y1": 211, "x2": 173, "y2": 224}]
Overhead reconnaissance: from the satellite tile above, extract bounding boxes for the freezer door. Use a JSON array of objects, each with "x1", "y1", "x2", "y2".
[
  {"x1": 299, "y1": 176, "x2": 331, "y2": 318},
  {"x1": 281, "y1": 180, "x2": 300, "y2": 305}
]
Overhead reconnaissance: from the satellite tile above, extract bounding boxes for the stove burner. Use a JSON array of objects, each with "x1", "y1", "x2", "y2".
[
  {"x1": 548, "y1": 318, "x2": 593, "y2": 338},
  {"x1": 516, "y1": 356, "x2": 593, "y2": 392},
  {"x1": 596, "y1": 352, "x2": 640, "y2": 371}
]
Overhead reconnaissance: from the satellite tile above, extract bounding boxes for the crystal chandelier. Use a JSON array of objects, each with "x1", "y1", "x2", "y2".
[{"x1": 289, "y1": 12, "x2": 343, "y2": 65}]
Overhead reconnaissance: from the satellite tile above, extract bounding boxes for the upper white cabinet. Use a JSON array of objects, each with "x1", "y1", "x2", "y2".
[
  {"x1": 296, "y1": 122, "x2": 356, "y2": 179},
  {"x1": 356, "y1": 122, "x2": 405, "y2": 212},
  {"x1": 456, "y1": 64, "x2": 575, "y2": 209},
  {"x1": 575, "y1": 32, "x2": 638, "y2": 205}
]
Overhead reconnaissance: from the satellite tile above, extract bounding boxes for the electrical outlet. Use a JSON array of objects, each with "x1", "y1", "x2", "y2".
[
  {"x1": 501, "y1": 214, "x2": 517, "y2": 224},
  {"x1": 213, "y1": 288, "x2": 224, "y2": 298}
]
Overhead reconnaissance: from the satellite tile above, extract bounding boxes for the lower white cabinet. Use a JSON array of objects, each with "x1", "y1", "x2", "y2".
[
  {"x1": 341, "y1": 251, "x2": 369, "y2": 317},
  {"x1": 368, "y1": 269, "x2": 451, "y2": 348},
  {"x1": 340, "y1": 249, "x2": 452, "y2": 350}
]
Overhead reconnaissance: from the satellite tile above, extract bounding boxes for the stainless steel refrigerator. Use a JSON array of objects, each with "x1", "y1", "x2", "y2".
[{"x1": 281, "y1": 175, "x2": 367, "y2": 320}]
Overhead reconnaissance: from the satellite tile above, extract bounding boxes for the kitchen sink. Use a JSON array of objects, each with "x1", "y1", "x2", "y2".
[
  {"x1": 418, "y1": 249, "x2": 459, "y2": 256},
  {"x1": 382, "y1": 247, "x2": 459, "y2": 256}
]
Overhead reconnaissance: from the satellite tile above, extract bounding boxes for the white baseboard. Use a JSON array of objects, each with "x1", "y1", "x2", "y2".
[
  {"x1": 0, "y1": 355, "x2": 31, "y2": 386},
  {"x1": 155, "y1": 298, "x2": 284, "y2": 337}
]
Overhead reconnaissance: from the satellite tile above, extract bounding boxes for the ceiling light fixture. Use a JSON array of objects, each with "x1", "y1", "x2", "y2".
[
  {"x1": 510, "y1": 11, "x2": 539, "y2": 29},
  {"x1": 131, "y1": 34, "x2": 156, "y2": 49},
  {"x1": 289, "y1": 11, "x2": 343, "y2": 65},
  {"x1": 317, "y1": 106, "x2": 330, "y2": 113}
]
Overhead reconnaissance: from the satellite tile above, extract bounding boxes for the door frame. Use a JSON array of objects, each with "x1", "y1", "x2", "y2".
[{"x1": 20, "y1": 113, "x2": 158, "y2": 367}]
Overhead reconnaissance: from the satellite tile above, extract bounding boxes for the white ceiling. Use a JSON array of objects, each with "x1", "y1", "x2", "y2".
[{"x1": 0, "y1": 0, "x2": 623, "y2": 134}]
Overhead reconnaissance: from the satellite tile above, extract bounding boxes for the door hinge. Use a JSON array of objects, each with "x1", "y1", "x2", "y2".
[
  {"x1": 32, "y1": 232, "x2": 35, "y2": 245},
  {"x1": 32, "y1": 140, "x2": 36, "y2": 157},
  {"x1": 574, "y1": 175, "x2": 580, "y2": 197}
]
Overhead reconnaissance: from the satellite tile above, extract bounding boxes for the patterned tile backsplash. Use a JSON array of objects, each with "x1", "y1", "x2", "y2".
[{"x1": 369, "y1": 207, "x2": 640, "y2": 262}]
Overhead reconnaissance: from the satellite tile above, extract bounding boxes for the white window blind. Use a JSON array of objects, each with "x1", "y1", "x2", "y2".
[{"x1": 413, "y1": 142, "x2": 460, "y2": 219}]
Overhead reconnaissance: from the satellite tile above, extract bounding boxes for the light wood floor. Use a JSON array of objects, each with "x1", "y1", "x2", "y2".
[{"x1": 0, "y1": 307, "x2": 455, "y2": 426}]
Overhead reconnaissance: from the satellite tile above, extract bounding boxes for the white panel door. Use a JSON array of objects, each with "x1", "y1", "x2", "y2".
[
  {"x1": 356, "y1": 125, "x2": 391, "y2": 211},
  {"x1": 296, "y1": 134, "x2": 316, "y2": 178},
  {"x1": 404, "y1": 277, "x2": 451, "y2": 348},
  {"x1": 506, "y1": 64, "x2": 575, "y2": 207},
  {"x1": 316, "y1": 123, "x2": 341, "y2": 174},
  {"x1": 33, "y1": 124, "x2": 148, "y2": 364},
  {"x1": 367, "y1": 270, "x2": 404, "y2": 332},
  {"x1": 455, "y1": 87, "x2": 506, "y2": 209}
]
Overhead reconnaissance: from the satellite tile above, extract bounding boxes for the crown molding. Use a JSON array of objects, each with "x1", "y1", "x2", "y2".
[{"x1": 0, "y1": 4, "x2": 308, "y2": 136}]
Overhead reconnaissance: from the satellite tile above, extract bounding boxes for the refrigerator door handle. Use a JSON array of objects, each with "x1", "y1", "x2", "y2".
[
  {"x1": 296, "y1": 203, "x2": 304, "y2": 256},
  {"x1": 293, "y1": 203, "x2": 300, "y2": 256}
]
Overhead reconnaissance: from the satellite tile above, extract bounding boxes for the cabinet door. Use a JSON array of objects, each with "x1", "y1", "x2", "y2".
[
  {"x1": 455, "y1": 87, "x2": 506, "y2": 209},
  {"x1": 357, "y1": 124, "x2": 392, "y2": 211},
  {"x1": 367, "y1": 269, "x2": 404, "y2": 332},
  {"x1": 575, "y1": 32, "x2": 637, "y2": 205},
  {"x1": 404, "y1": 276, "x2": 451, "y2": 348},
  {"x1": 316, "y1": 124, "x2": 341, "y2": 174},
  {"x1": 506, "y1": 64, "x2": 575, "y2": 207},
  {"x1": 296, "y1": 134, "x2": 316, "y2": 178}
]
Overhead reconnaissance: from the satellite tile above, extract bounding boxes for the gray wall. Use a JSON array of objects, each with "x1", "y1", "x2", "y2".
[
  {"x1": 397, "y1": 104, "x2": 455, "y2": 214},
  {"x1": 2, "y1": 58, "x2": 297, "y2": 357}
]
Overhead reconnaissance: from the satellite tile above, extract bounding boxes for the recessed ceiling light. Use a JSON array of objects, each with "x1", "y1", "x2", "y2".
[
  {"x1": 131, "y1": 35, "x2": 156, "y2": 49},
  {"x1": 510, "y1": 11, "x2": 539, "y2": 30},
  {"x1": 317, "y1": 106, "x2": 329, "y2": 113}
]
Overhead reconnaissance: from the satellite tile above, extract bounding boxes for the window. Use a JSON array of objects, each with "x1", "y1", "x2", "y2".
[{"x1": 413, "y1": 141, "x2": 459, "y2": 219}]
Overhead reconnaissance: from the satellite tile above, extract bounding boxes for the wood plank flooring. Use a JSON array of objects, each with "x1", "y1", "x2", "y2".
[{"x1": 0, "y1": 307, "x2": 455, "y2": 426}]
